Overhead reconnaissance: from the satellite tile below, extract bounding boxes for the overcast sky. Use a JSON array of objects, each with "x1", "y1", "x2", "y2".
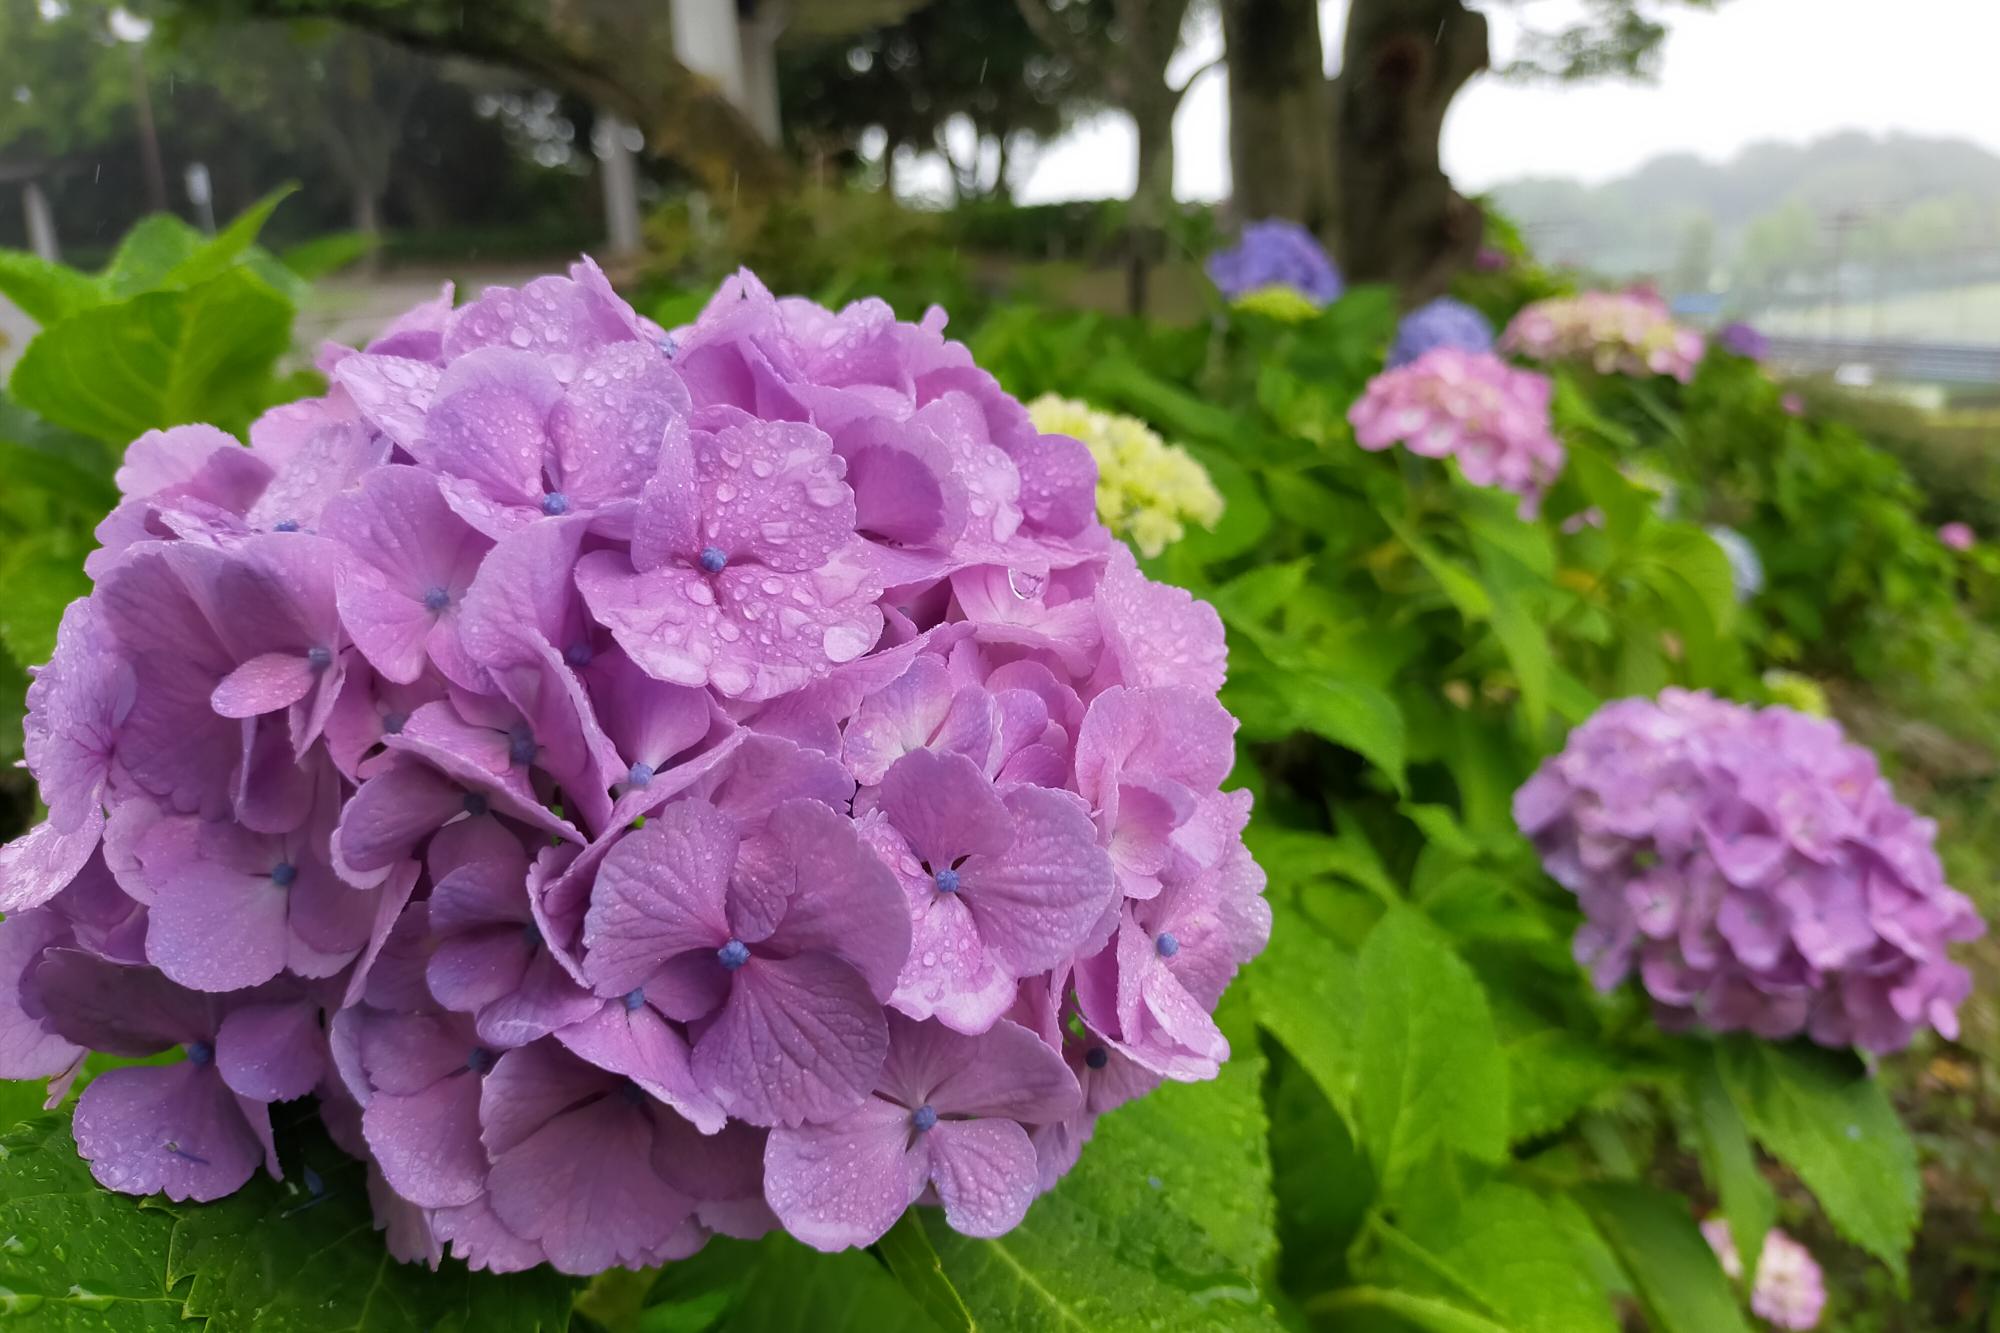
[{"x1": 1008, "y1": 0, "x2": 2000, "y2": 203}]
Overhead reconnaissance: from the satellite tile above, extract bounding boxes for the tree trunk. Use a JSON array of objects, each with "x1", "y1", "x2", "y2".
[
  {"x1": 351, "y1": 187, "x2": 381, "y2": 238},
  {"x1": 129, "y1": 45, "x2": 170, "y2": 214},
  {"x1": 1126, "y1": 93, "x2": 1177, "y2": 316},
  {"x1": 1221, "y1": 0, "x2": 1332, "y2": 230},
  {"x1": 204, "y1": 0, "x2": 794, "y2": 205},
  {"x1": 1331, "y1": 0, "x2": 1488, "y2": 304}
]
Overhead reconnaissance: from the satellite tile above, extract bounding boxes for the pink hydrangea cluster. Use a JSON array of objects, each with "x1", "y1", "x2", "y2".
[
  {"x1": 1347, "y1": 347, "x2": 1565, "y2": 517},
  {"x1": 0, "y1": 261, "x2": 1268, "y2": 1275},
  {"x1": 1501, "y1": 289, "x2": 1706, "y2": 382},
  {"x1": 1515, "y1": 690, "x2": 1981, "y2": 1053},
  {"x1": 1702, "y1": 1219, "x2": 1827, "y2": 1330}
]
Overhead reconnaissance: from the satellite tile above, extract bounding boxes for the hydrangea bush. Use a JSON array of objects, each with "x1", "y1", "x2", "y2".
[
  {"x1": 0, "y1": 260, "x2": 1267, "y2": 1276},
  {"x1": 1347, "y1": 347, "x2": 1565, "y2": 517},
  {"x1": 1503, "y1": 288, "x2": 1706, "y2": 382},
  {"x1": 1024, "y1": 394, "x2": 1223, "y2": 557},
  {"x1": 1516, "y1": 689, "x2": 1981, "y2": 1052},
  {"x1": 1204, "y1": 219, "x2": 1344, "y2": 307},
  {"x1": 0, "y1": 198, "x2": 1986, "y2": 1329},
  {"x1": 1387, "y1": 296, "x2": 1494, "y2": 368},
  {"x1": 1703, "y1": 1219, "x2": 1827, "y2": 1331}
]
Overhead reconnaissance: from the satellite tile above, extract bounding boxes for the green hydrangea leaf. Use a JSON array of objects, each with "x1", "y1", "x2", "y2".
[
  {"x1": 165, "y1": 1120, "x2": 576, "y2": 1332},
  {"x1": 10, "y1": 268, "x2": 292, "y2": 445},
  {"x1": 1692, "y1": 1051, "x2": 1774, "y2": 1286},
  {"x1": 0, "y1": 1113, "x2": 186, "y2": 1328},
  {"x1": 0, "y1": 251, "x2": 103, "y2": 327},
  {"x1": 1382, "y1": 1183, "x2": 1617, "y2": 1333},
  {"x1": 1247, "y1": 901, "x2": 1360, "y2": 1121},
  {"x1": 923, "y1": 1003, "x2": 1276, "y2": 1330},
  {"x1": 0, "y1": 1108, "x2": 578, "y2": 1333},
  {"x1": 1577, "y1": 1183, "x2": 1751, "y2": 1333},
  {"x1": 737, "y1": 1243, "x2": 932, "y2": 1331},
  {"x1": 0, "y1": 537, "x2": 91, "y2": 669},
  {"x1": 1355, "y1": 908, "x2": 1509, "y2": 1194},
  {"x1": 877, "y1": 1211, "x2": 976, "y2": 1333},
  {"x1": 97, "y1": 215, "x2": 207, "y2": 301},
  {"x1": 1716, "y1": 1038, "x2": 1919, "y2": 1283}
]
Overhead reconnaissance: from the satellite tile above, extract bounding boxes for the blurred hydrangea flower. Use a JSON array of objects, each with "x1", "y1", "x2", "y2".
[
  {"x1": 1624, "y1": 463, "x2": 1679, "y2": 518},
  {"x1": 1707, "y1": 525, "x2": 1765, "y2": 601},
  {"x1": 1939, "y1": 521, "x2": 1975, "y2": 551},
  {"x1": 1717, "y1": 321, "x2": 1770, "y2": 361},
  {"x1": 1516, "y1": 690, "x2": 1983, "y2": 1053},
  {"x1": 1761, "y1": 670, "x2": 1830, "y2": 718},
  {"x1": 1389, "y1": 297, "x2": 1495, "y2": 368},
  {"x1": 0, "y1": 261, "x2": 1270, "y2": 1275},
  {"x1": 1702, "y1": 1218, "x2": 1828, "y2": 1331},
  {"x1": 1206, "y1": 219, "x2": 1343, "y2": 307},
  {"x1": 1502, "y1": 289, "x2": 1706, "y2": 382},
  {"x1": 1348, "y1": 348, "x2": 1565, "y2": 518},
  {"x1": 1027, "y1": 395, "x2": 1223, "y2": 557}
]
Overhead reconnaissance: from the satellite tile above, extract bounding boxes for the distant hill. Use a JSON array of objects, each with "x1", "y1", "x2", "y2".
[{"x1": 1490, "y1": 132, "x2": 2000, "y2": 297}]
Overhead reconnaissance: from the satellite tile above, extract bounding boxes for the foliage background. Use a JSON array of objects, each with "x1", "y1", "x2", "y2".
[{"x1": 0, "y1": 187, "x2": 1996, "y2": 1330}]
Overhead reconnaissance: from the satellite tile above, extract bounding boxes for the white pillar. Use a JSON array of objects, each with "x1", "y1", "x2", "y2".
[
  {"x1": 22, "y1": 180, "x2": 59, "y2": 263},
  {"x1": 595, "y1": 115, "x2": 644, "y2": 260},
  {"x1": 671, "y1": 0, "x2": 749, "y2": 110},
  {"x1": 738, "y1": 2, "x2": 785, "y2": 145}
]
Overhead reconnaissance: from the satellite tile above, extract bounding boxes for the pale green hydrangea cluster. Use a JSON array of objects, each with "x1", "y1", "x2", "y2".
[{"x1": 1027, "y1": 394, "x2": 1224, "y2": 557}]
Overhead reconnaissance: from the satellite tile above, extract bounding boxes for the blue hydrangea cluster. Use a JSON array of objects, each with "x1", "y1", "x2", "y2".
[
  {"x1": 1205, "y1": 220, "x2": 1344, "y2": 306},
  {"x1": 1387, "y1": 297, "x2": 1494, "y2": 368}
]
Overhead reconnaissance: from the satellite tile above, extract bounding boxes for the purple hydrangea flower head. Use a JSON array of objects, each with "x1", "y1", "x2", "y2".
[
  {"x1": 1703, "y1": 1218, "x2": 1827, "y2": 1330},
  {"x1": 1516, "y1": 690, "x2": 1983, "y2": 1053},
  {"x1": 1501, "y1": 289, "x2": 1706, "y2": 382},
  {"x1": 1348, "y1": 348, "x2": 1565, "y2": 518},
  {"x1": 1717, "y1": 320, "x2": 1770, "y2": 361},
  {"x1": 1206, "y1": 219, "x2": 1344, "y2": 306},
  {"x1": 764, "y1": 1012, "x2": 1080, "y2": 1250},
  {"x1": 1388, "y1": 297, "x2": 1495, "y2": 368},
  {"x1": 0, "y1": 258, "x2": 1267, "y2": 1274}
]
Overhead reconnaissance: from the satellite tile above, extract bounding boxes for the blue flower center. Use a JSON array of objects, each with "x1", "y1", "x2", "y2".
[
  {"x1": 627, "y1": 761, "x2": 655, "y2": 788},
  {"x1": 911, "y1": 1104, "x2": 938, "y2": 1133},
  {"x1": 619, "y1": 1079, "x2": 648, "y2": 1106},
  {"x1": 1155, "y1": 932, "x2": 1180, "y2": 959},
  {"x1": 564, "y1": 640, "x2": 593, "y2": 668},
  {"x1": 717, "y1": 938, "x2": 751, "y2": 971},
  {"x1": 507, "y1": 727, "x2": 537, "y2": 766},
  {"x1": 933, "y1": 867, "x2": 961, "y2": 894},
  {"x1": 540, "y1": 492, "x2": 571, "y2": 516},
  {"x1": 658, "y1": 334, "x2": 678, "y2": 358},
  {"x1": 466, "y1": 1046, "x2": 496, "y2": 1074},
  {"x1": 521, "y1": 920, "x2": 543, "y2": 948},
  {"x1": 622, "y1": 988, "x2": 646, "y2": 1012},
  {"x1": 186, "y1": 1040, "x2": 214, "y2": 1066},
  {"x1": 1085, "y1": 1046, "x2": 1109, "y2": 1070},
  {"x1": 422, "y1": 586, "x2": 451, "y2": 613},
  {"x1": 270, "y1": 861, "x2": 297, "y2": 888},
  {"x1": 698, "y1": 547, "x2": 728, "y2": 574},
  {"x1": 273, "y1": 519, "x2": 301, "y2": 533},
  {"x1": 307, "y1": 645, "x2": 334, "y2": 671},
  {"x1": 382, "y1": 710, "x2": 408, "y2": 735},
  {"x1": 462, "y1": 792, "x2": 490, "y2": 818}
]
